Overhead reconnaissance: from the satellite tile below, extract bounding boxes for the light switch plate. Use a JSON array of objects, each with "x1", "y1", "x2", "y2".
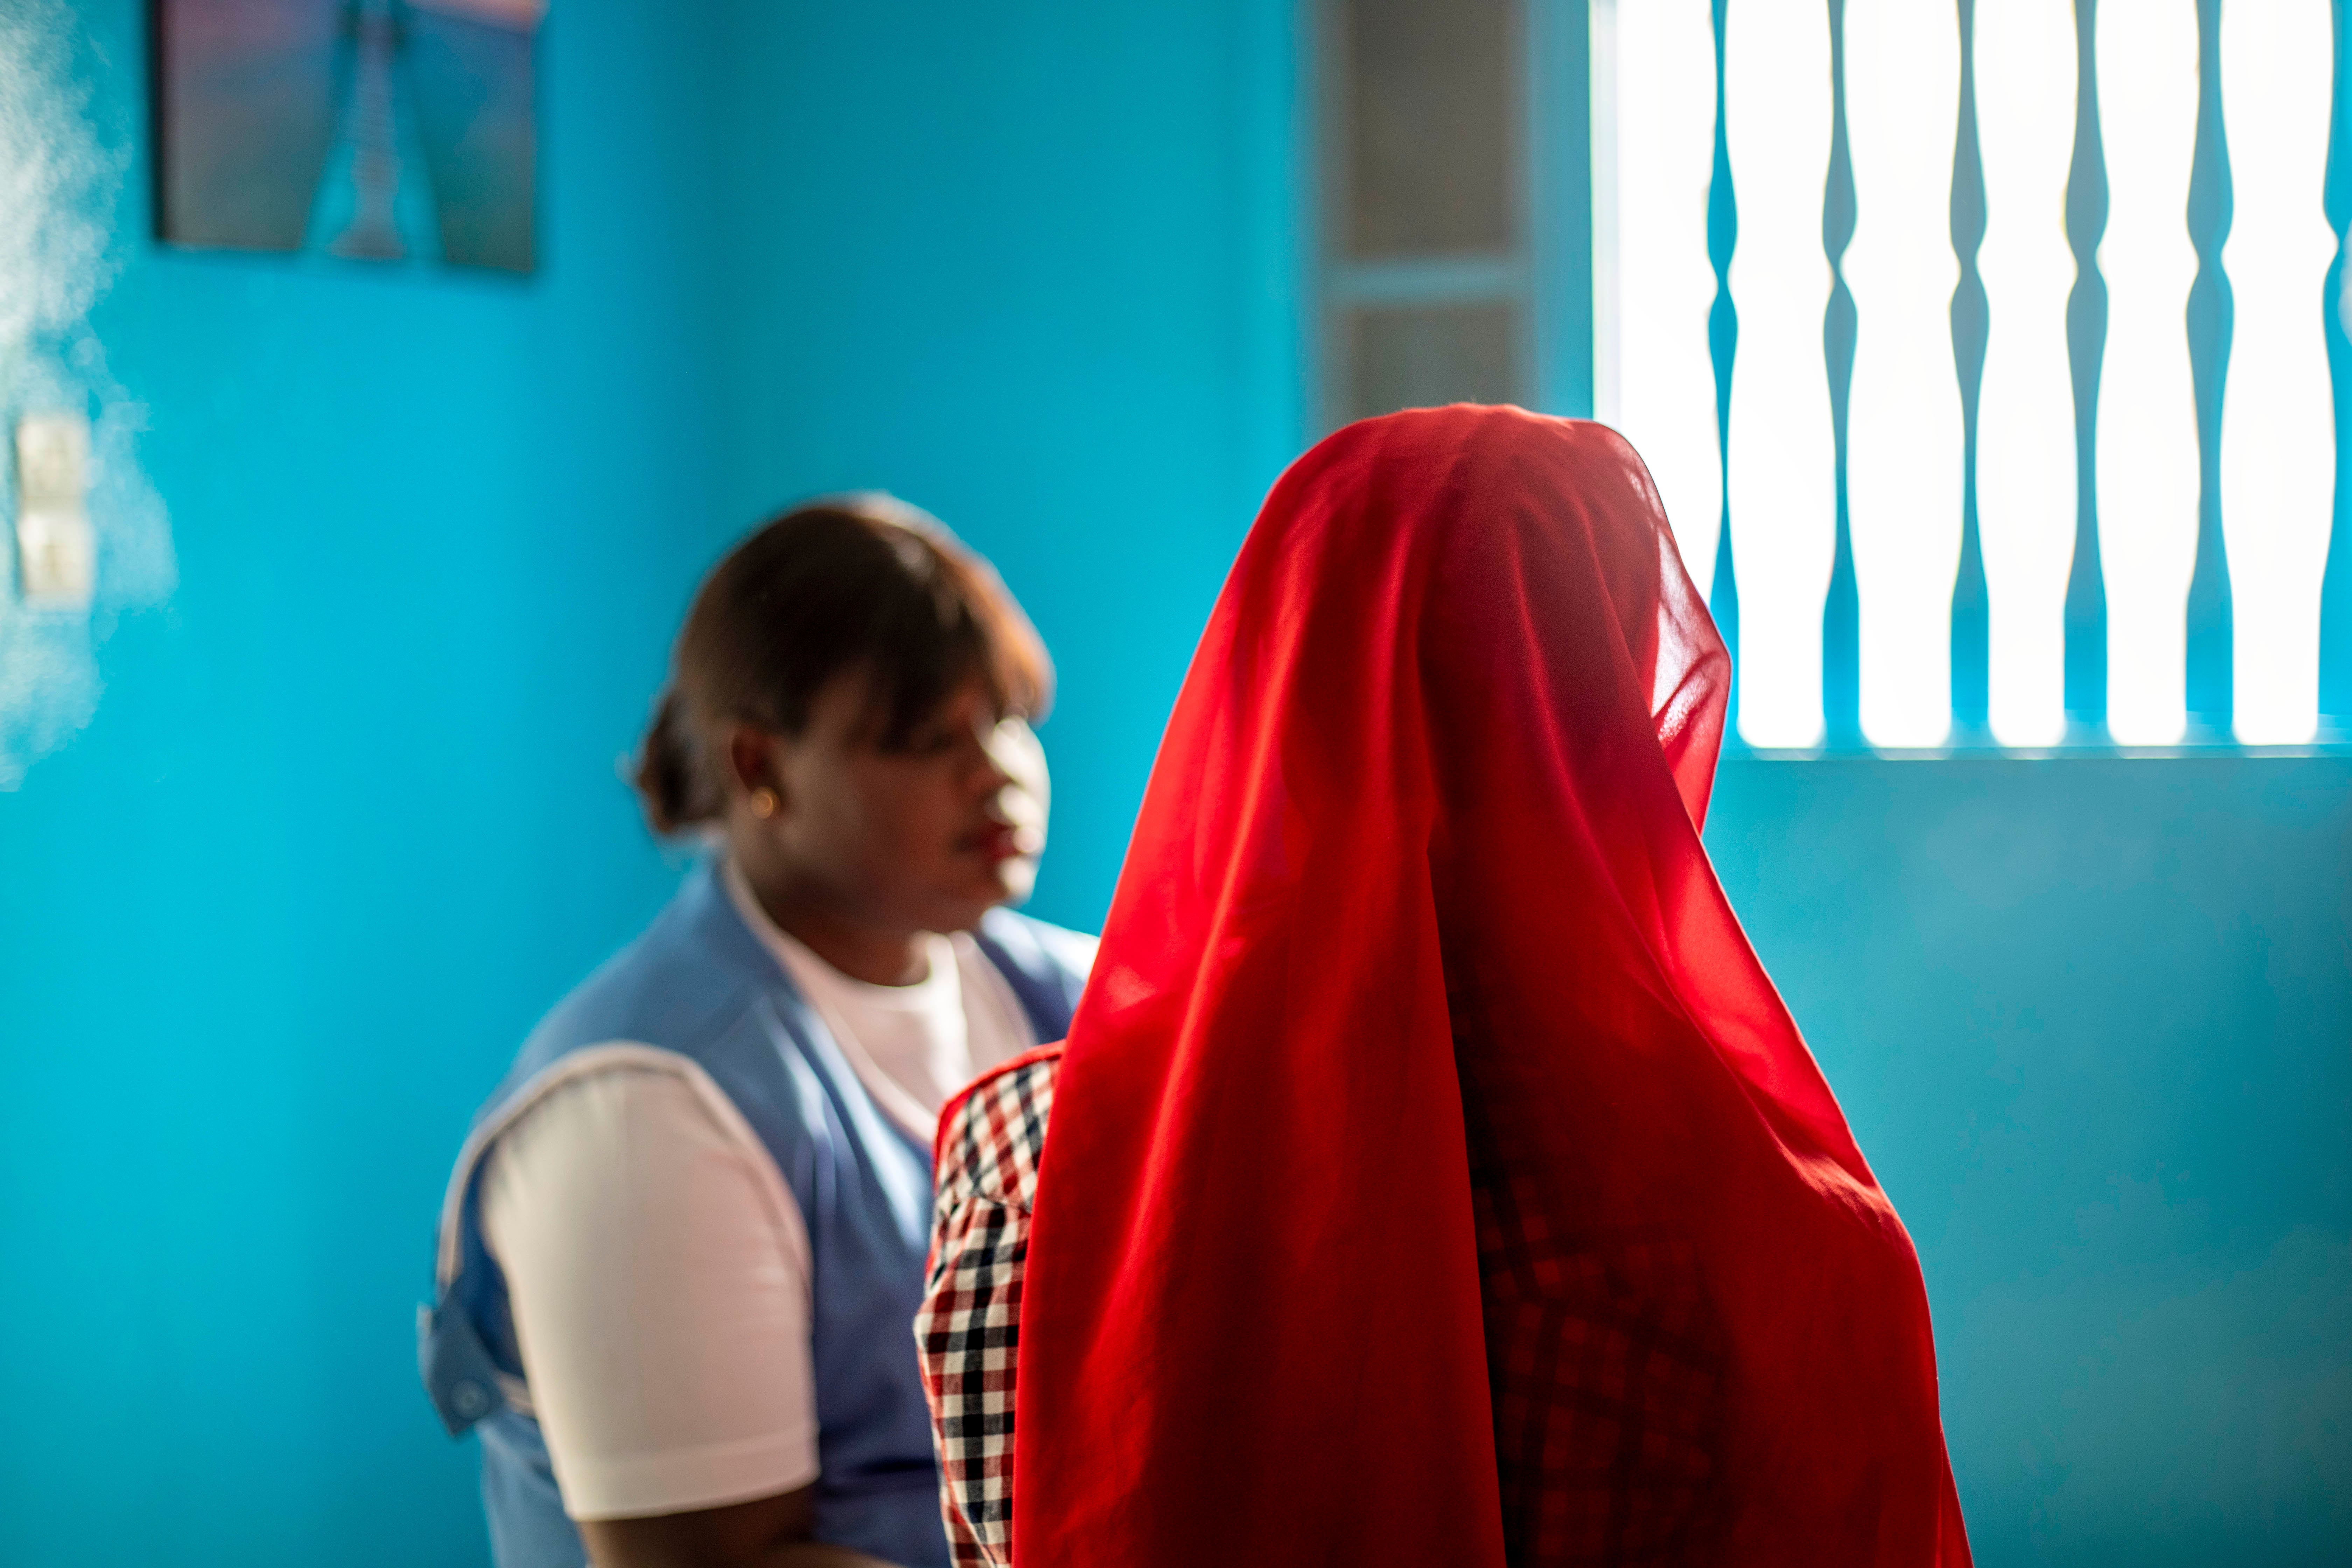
[{"x1": 15, "y1": 412, "x2": 93, "y2": 610}]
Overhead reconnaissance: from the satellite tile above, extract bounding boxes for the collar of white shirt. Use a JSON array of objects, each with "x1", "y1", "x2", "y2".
[{"x1": 718, "y1": 857, "x2": 1034, "y2": 1143}]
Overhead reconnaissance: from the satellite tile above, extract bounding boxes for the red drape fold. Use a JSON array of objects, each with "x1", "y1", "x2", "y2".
[{"x1": 1016, "y1": 406, "x2": 1968, "y2": 1566}]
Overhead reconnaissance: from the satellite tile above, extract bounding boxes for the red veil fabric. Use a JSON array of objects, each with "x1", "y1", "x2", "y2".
[{"x1": 1014, "y1": 406, "x2": 1968, "y2": 1566}]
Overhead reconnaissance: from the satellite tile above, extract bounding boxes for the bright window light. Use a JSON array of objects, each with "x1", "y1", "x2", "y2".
[
  {"x1": 1724, "y1": 0, "x2": 1836, "y2": 748},
  {"x1": 2096, "y1": 0, "x2": 2202, "y2": 746},
  {"x1": 1600, "y1": 0, "x2": 1723, "y2": 598},
  {"x1": 1843, "y1": 0, "x2": 1964, "y2": 749},
  {"x1": 1973, "y1": 0, "x2": 2079, "y2": 748},
  {"x1": 2220, "y1": 0, "x2": 2337, "y2": 746}
]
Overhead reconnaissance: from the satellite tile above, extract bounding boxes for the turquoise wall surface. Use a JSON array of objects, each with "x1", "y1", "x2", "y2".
[
  {"x1": 0, "y1": 3, "x2": 2344, "y2": 1565},
  {"x1": 1708, "y1": 757, "x2": 2351, "y2": 1565},
  {"x1": 705, "y1": 0, "x2": 1305, "y2": 930},
  {"x1": 1, "y1": 1, "x2": 731, "y2": 1561}
]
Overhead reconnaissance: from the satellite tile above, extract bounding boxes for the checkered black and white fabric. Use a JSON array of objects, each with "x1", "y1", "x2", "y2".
[
  {"x1": 916, "y1": 1049, "x2": 1059, "y2": 1568},
  {"x1": 917, "y1": 1035, "x2": 1726, "y2": 1566}
]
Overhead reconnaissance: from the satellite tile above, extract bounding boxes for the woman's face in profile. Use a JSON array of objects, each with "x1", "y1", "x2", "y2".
[{"x1": 767, "y1": 671, "x2": 1048, "y2": 936}]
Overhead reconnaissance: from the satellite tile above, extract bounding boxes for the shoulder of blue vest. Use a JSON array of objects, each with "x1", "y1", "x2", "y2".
[
  {"x1": 978, "y1": 905, "x2": 1098, "y2": 985},
  {"x1": 973, "y1": 906, "x2": 1094, "y2": 1045},
  {"x1": 492, "y1": 862, "x2": 785, "y2": 1107}
]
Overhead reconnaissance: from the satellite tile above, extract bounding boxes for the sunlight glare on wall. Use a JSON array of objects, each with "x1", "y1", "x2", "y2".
[
  {"x1": 1843, "y1": 0, "x2": 1964, "y2": 748},
  {"x1": 2096, "y1": 0, "x2": 2202, "y2": 746},
  {"x1": 1724, "y1": 0, "x2": 1836, "y2": 748},
  {"x1": 1973, "y1": 0, "x2": 2078, "y2": 748},
  {"x1": 1604, "y1": 0, "x2": 1723, "y2": 598},
  {"x1": 2219, "y1": 0, "x2": 2336, "y2": 746}
]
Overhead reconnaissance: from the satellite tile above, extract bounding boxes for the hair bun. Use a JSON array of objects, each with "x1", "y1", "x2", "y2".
[{"x1": 633, "y1": 689, "x2": 712, "y2": 834}]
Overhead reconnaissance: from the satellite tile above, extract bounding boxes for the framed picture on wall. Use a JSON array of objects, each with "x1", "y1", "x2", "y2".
[{"x1": 150, "y1": 0, "x2": 542, "y2": 273}]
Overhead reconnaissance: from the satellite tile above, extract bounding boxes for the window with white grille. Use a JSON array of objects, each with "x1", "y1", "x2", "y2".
[
  {"x1": 1331, "y1": 0, "x2": 2351, "y2": 750},
  {"x1": 1592, "y1": 0, "x2": 2344, "y2": 749}
]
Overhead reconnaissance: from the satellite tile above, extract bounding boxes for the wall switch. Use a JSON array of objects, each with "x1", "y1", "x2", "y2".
[{"x1": 15, "y1": 413, "x2": 94, "y2": 610}]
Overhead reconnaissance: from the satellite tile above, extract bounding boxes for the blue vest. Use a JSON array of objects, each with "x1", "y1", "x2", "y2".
[{"x1": 420, "y1": 862, "x2": 1087, "y2": 1568}]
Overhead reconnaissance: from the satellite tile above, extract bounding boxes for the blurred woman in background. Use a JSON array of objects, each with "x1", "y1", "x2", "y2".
[
  {"x1": 422, "y1": 496, "x2": 1094, "y2": 1568},
  {"x1": 919, "y1": 407, "x2": 1969, "y2": 1567}
]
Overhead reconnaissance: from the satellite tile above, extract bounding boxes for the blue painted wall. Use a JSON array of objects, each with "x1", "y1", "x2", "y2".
[
  {"x1": 1, "y1": 2, "x2": 731, "y2": 1562},
  {"x1": 706, "y1": 0, "x2": 1304, "y2": 930},
  {"x1": 1, "y1": 3, "x2": 2344, "y2": 1566},
  {"x1": 1708, "y1": 757, "x2": 2351, "y2": 1565}
]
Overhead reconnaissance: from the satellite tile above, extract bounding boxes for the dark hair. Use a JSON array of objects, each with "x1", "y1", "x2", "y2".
[{"x1": 634, "y1": 495, "x2": 1053, "y2": 834}]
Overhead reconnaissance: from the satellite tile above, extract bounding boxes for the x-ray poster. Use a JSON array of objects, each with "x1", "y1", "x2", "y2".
[{"x1": 152, "y1": 0, "x2": 542, "y2": 273}]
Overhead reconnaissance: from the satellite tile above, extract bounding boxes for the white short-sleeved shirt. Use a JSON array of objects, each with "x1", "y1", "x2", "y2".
[{"x1": 476, "y1": 862, "x2": 1057, "y2": 1522}]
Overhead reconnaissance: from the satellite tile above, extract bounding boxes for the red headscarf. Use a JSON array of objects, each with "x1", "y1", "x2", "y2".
[{"x1": 1015, "y1": 406, "x2": 1968, "y2": 1566}]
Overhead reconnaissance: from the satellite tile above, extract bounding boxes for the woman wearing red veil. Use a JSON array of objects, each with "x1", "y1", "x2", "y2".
[{"x1": 916, "y1": 405, "x2": 1970, "y2": 1567}]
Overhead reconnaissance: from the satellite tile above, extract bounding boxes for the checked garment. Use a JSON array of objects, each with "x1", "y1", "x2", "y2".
[
  {"x1": 916, "y1": 1046, "x2": 1059, "y2": 1567},
  {"x1": 915, "y1": 1038, "x2": 1728, "y2": 1566}
]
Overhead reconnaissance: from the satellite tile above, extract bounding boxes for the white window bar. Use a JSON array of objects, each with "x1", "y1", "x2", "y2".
[
  {"x1": 2219, "y1": 0, "x2": 2337, "y2": 746},
  {"x1": 1591, "y1": 0, "x2": 1723, "y2": 598},
  {"x1": 1843, "y1": 0, "x2": 1965, "y2": 748},
  {"x1": 1973, "y1": 0, "x2": 2080, "y2": 748},
  {"x1": 2096, "y1": 0, "x2": 2203, "y2": 747},
  {"x1": 1724, "y1": 0, "x2": 1837, "y2": 748}
]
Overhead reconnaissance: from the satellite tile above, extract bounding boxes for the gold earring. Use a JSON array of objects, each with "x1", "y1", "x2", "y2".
[{"x1": 750, "y1": 787, "x2": 779, "y2": 819}]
